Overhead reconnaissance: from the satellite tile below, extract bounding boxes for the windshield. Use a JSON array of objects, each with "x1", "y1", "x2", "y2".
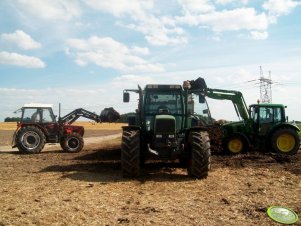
[
  {"x1": 144, "y1": 91, "x2": 183, "y2": 132},
  {"x1": 22, "y1": 108, "x2": 55, "y2": 123},
  {"x1": 144, "y1": 92, "x2": 183, "y2": 115}
]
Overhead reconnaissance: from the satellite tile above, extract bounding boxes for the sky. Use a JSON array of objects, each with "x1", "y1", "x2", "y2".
[{"x1": 0, "y1": 0, "x2": 301, "y2": 122}]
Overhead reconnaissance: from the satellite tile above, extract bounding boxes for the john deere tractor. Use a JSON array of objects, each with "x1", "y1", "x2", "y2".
[
  {"x1": 122, "y1": 79, "x2": 211, "y2": 178},
  {"x1": 203, "y1": 87, "x2": 300, "y2": 155},
  {"x1": 222, "y1": 102, "x2": 300, "y2": 155}
]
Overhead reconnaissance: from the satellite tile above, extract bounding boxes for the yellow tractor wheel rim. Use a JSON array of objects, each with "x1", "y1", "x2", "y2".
[
  {"x1": 276, "y1": 133, "x2": 295, "y2": 153},
  {"x1": 228, "y1": 138, "x2": 243, "y2": 153}
]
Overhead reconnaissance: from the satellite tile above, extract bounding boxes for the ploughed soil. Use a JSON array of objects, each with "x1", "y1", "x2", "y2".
[{"x1": 0, "y1": 123, "x2": 300, "y2": 225}]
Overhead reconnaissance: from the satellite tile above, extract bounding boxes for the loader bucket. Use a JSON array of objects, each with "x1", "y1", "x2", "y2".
[
  {"x1": 189, "y1": 77, "x2": 207, "y2": 92},
  {"x1": 100, "y1": 107, "x2": 121, "y2": 122}
]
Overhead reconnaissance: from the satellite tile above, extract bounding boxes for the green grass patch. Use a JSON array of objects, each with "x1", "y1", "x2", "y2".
[{"x1": 297, "y1": 123, "x2": 301, "y2": 137}]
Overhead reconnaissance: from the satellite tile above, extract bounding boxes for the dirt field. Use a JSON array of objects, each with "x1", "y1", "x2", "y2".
[{"x1": 0, "y1": 122, "x2": 300, "y2": 225}]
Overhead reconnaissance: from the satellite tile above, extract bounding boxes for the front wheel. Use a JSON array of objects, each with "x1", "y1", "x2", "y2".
[
  {"x1": 187, "y1": 131, "x2": 211, "y2": 179},
  {"x1": 271, "y1": 128, "x2": 300, "y2": 155},
  {"x1": 15, "y1": 126, "x2": 46, "y2": 154},
  {"x1": 60, "y1": 133, "x2": 84, "y2": 153},
  {"x1": 224, "y1": 135, "x2": 248, "y2": 154}
]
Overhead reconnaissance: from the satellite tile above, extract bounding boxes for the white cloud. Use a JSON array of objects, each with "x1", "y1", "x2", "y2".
[
  {"x1": 16, "y1": 0, "x2": 81, "y2": 21},
  {"x1": 178, "y1": 0, "x2": 215, "y2": 13},
  {"x1": 131, "y1": 46, "x2": 149, "y2": 55},
  {"x1": 215, "y1": 0, "x2": 249, "y2": 5},
  {"x1": 177, "y1": 8, "x2": 269, "y2": 32},
  {"x1": 112, "y1": 74, "x2": 156, "y2": 88},
  {"x1": 66, "y1": 36, "x2": 164, "y2": 73},
  {"x1": 0, "y1": 51, "x2": 45, "y2": 68},
  {"x1": 84, "y1": 0, "x2": 153, "y2": 18},
  {"x1": 250, "y1": 30, "x2": 268, "y2": 40},
  {"x1": 87, "y1": 1, "x2": 186, "y2": 46},
  {"x1": 1, "y1": 30, "x2": 41, "y2": 50},
  {"x1": 123, "y1": 15, "x2": 187, "y2": 46},
  {"x1": 263, "y1": 0, "x2": 301, "y2": 16}
]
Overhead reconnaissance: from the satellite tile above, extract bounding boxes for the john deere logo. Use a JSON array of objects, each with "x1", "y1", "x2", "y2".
[{"x1": 267, "y1": 206, "x2": 299, "y2": 224}]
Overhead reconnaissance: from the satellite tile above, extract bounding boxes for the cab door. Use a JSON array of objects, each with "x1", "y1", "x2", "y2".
[
  {"x1": 257, "y1": 107, "x2": 276, "y2": 136},
  {"x1": 41, "y1": 108, "x2": 59, "y2": 142}
]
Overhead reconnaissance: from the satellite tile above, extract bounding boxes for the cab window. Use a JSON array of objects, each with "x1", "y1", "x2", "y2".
[
  {"x1": 42, "y1": 108, "x2": 55, "y2": 123},
  {"x1": 250, "y1": 106, "x2": 258, "y2": 123},
  {"x1": 22, "y1": 108, "x2": 41, "y2": 122},
  {"x1": 273, "y1": 107, "x2": 282, "y2": 122},
  {"x1": 259, "y1": 107, "x2": 273, "y2": 123}
]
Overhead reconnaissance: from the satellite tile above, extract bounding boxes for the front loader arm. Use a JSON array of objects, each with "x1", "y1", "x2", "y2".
[
  {"x1": 59, "y1": 108, "x2": 101, "y2": 124},
  {"x1": 205, "y1": 88, "x2": 249, "y2": 121}
]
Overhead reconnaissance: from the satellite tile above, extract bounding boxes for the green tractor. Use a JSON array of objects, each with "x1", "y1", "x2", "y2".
[
  {"x1": 122, "y1": 80, "x2": 211, "y2": 178},
  {"x1": 203, "y1": 88, "x2": 300, "y2": 155},
  {"x1": 223, "y1": 103, "x2": 300, "y2": 155}
]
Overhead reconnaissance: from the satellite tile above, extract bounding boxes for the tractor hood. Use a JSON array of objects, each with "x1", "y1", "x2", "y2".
[
  {"x1": 154, "y1": 115, "x2": 176, "y2": 135},
  {"x1": 222, "y1": 120, "x2": 249, "y2": 136}
]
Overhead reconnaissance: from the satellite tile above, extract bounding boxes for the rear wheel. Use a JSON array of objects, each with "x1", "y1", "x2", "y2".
[
  {"x1": 187, "y1": 131, "x2": 211, "y2": 179},
  {"x1": 121, "y1": 130, "x2": 140, "y2": 177},
  {"x1": 224, "y1": 135, "x2": 247, "y2": 154},
  {"x1": 271, "y1": 128, "x2": 300, "y2": 155},
  {"x1": 15, "y1": 126, "x2": 45, "y2": 154},
  {"x1": 61, "y1": 133, "x2": 84, "y2": 153}
]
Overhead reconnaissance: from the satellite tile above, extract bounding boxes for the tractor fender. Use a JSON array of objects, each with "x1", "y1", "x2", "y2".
[
  {"x1": 23, "y1": 123, "x2": 51, "y2": 136},
  {"x1": 267, "y1": 123, "x2": 300, "y2": 139},
  {"x1": 12, "y1": 124, "x2": 47, "y2": 147},
  {"x1": 63, "y1": 125, "x2": 84, "y2": 136},
  {"x1": 11, "y1": 126, "x2": 21, "y2": 147}
]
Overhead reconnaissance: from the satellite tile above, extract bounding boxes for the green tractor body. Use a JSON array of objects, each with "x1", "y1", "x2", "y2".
[
  {"x1": 222, "y1": 103, "x2": 300, "y2": 155},
  {"x1": 122, "y1": 82, "x2": 211, "y2": 178}
]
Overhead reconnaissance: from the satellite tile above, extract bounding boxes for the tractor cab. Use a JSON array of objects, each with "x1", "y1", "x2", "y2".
[
  {"x1": 249, "y1": 103, "x2": 286, "y2": 137},
  {"x1": 20, "y1": 104, "x2": 56, "y2": 123},
  {"x1": 14, "y1": 104, "x2": 60, "y2": 145}
]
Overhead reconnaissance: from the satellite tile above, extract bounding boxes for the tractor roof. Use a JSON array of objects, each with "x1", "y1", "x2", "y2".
[
  {"x1": 23, "y1": 103, "x2": 53, "y2": 108},
  {"x1": 250, "y1": 103, "x2": 286, "y2": 108},
  {"x1": 145, "y1": 84, "x2": 182, "y2": 90}
]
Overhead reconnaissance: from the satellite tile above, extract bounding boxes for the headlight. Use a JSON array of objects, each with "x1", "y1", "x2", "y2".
[
  {"x1": 168, "y1": 135, "x2": 175, "y2": 138},
  {"x1": 156, "y1": 134, "x2": 163, "y2": 138}
]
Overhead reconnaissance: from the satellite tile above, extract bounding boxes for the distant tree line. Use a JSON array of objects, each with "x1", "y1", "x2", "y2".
[{"x1": 4, "y1": 117, "x2": 21, "y2": 122}]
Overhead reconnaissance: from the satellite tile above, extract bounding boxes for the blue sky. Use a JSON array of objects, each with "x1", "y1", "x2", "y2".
[{"x1": 0, "y1": 0, "x2": 301, "y2": 121}]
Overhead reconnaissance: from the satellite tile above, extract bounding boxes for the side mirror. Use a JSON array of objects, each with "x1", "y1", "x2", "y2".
[
  {"x1": 123, "y1": 92, "x2": 130, "y2": 102},
  {"x1": 199, "y1": 95, "x2": 205, "y2": 103}
]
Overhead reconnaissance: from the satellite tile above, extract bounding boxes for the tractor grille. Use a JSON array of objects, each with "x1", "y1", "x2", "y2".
[{"x1": 155, "y1": 118, "x2": 175, "y2": 134}]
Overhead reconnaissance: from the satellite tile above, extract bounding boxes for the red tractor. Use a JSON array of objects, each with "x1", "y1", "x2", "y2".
[{"x1": 12, "y1": 104, "x2": 120, "y2": 154}]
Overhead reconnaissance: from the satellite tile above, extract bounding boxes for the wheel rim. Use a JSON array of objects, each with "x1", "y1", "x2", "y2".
[
  {"x1": 276, "y1": 133, "x2": 295, "y2": 153},
  {"x1": 21, "y1": 131, "x2": 40, "y2": 150},
  {"x1": 228, "y1": 138, "x2": 243, "y2": 153},
  {"x1": 67, "y1": 137, "x2": 79, "y2": 151}
]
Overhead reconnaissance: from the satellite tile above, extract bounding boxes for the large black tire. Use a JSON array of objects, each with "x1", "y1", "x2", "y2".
[
  {"x1": 187, "y1": 131, "x2": 211, "y2": 179},
  {"x1": 224, "y1": 135, "x2": 248, "y2": 155},
  {"x1": 271, "y1": 128, "x2": 300, "y2": 155},
  {"x1": 121, "y1": 130, "x2": 140, "y2": 177},
  {"x1": 15, "y1": 126, "x2": 46, "y2": 154},
  {"x1": 60, "y1": 133, "x2": 84, "y2": 153}
]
